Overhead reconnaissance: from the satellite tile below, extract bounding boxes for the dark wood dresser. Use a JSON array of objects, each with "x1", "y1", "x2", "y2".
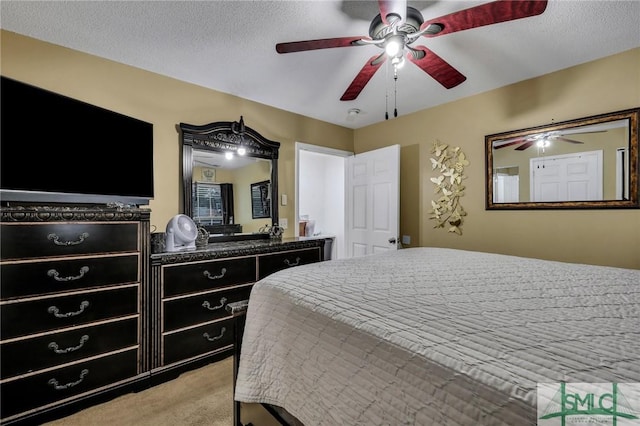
[
  {"x1": 0, "y1": 205, "x2": 325, "y2": 424},
  {"x1": 149, "y1": 238, "x2": 326, "y2": 378},
  {"x1": 0, "y1": 205, "x2": 151, "y2": 425}
]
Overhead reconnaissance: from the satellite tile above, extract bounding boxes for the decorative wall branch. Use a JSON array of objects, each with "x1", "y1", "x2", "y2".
[{"x1": 428, "y1": 140, "x2": 469, "y2": 235}]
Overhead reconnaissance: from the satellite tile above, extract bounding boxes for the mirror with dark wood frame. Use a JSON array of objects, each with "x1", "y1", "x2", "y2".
[
  {"x1": 179, "y1": 117, "x2": 280, "y2": 240},
  {"x1": 485, "y1": 108, "x2": 639, "y2": 209}
]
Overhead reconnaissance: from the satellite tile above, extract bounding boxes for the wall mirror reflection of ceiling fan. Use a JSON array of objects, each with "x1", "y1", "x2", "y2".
[
  {"x1": 493, "y1": 120, "x2": 627, "y2": 151},
  {"x1": 275, "y1": 0, "x2": 548, "y2": 102},
  {"x1": 193, "y1": 151, "x2": 257, "y2": 170}
]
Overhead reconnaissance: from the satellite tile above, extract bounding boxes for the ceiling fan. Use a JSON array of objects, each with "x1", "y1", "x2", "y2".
[
  {"x1": 275, "y1": 0, "x2": 548, "y2": 102},
  {"x1": 493, "y1": 126, "x2": 612, "y2": 151},
  {"x1": 494, "y1": 131, "x2": 587, "y2": 151}
]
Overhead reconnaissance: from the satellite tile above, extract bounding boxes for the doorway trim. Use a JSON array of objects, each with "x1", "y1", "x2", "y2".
[{"x1": 295, "y1": 142, "x2": 353, "y2": 245}]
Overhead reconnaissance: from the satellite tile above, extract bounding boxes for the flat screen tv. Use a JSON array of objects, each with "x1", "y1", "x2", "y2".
[{"x1": 1, "y1": 76, "x2": 154, "y2": 206}]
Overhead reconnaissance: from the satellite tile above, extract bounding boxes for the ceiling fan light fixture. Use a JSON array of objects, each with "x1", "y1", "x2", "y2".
[
  {"x1": 237, "y1": 146, "x2": 246, "y2": 156},
  {"x1": 225, "y1": 151, "x2": 234, "y2": 160},
  {"x1": 391, "y1": 55, "x2": 405, "y2": 69},
  {"x1": 384, "y1": 35, "x2": 404, "y2": 58}
]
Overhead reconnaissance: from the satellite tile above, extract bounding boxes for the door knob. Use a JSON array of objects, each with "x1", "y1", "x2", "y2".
[{"x1": 388, "y1": 237, "x2": 397, "y2": 244}]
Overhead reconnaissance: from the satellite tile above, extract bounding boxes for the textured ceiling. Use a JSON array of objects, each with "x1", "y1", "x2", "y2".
[{"x1": 1, "y1": 1, "x2": 639, "y2": 129}]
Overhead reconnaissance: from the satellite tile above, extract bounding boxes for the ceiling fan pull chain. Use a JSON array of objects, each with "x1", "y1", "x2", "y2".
[
  {"x1": 385, "y1": 89, "x2": 389, "y2": 120},
  {"x1": 394, "y1": 67, "x2": 399, "y2": 118},
  {"x1": 385, "y1": 59, "x2": 390, "y2": 120}
]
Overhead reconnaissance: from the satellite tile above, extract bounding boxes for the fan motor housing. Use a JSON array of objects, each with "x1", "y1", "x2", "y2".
[{"x1": 369, "y1": 6, "x2": 424, "y2": 40}]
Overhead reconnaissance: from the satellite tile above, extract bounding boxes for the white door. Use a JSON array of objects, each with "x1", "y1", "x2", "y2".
[
  {"x1": 346, "y1": 144, "x2": 400, "y2": 258},
  {"x1": 494, "y1": 173, "x2": 519, "y2": 202},
  {"x1": 530, "y1": 150, "x2": 603, "y2": 201}
]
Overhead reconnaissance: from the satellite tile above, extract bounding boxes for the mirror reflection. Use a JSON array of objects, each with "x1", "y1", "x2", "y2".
[
  {"x1": 179, "y1": 118, "x2": 280, "y2": 240},
  {"x1": 191, "y1": 150, "x2": 272, "y2": 233},
  {"x1": 485, "y1": 108, "x2": 639, "y2": 209}
]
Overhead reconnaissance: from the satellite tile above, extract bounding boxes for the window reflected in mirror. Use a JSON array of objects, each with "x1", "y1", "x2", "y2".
[{"x1": 191, "y1": 150, "x2": 272, "y2": 233}]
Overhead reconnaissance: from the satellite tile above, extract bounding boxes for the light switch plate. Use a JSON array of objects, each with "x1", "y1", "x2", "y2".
[
  {"x1": 402, "y1": 235, "x2": 411, "y2": 245},
  {"x1": 281, "y1": 194, "x2": 287, "y2": 206}
]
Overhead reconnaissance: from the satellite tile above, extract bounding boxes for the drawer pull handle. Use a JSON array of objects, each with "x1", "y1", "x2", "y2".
[
  {"x1": 47, "y1": 232, "x2": 90, "y2": 246},
  {"x1": 48, "y1": 369, "x2": 89, "y2": 390},
  {"x1": 202, "y1": 297, "x2": 227, "y2": 311},
  {"x1": 284, "y1": 257, "x2": 301, "y2": 267},
  {"x1": 48, "y1": 266, "x2": 90, "y2": 282},
  {"x1": 48, "y1": 335, "x2": 89, "y2": 354},
  {"x1": 203, "y1": 268, "x2": 227, "y2": 280},
  {"x1": 203, "y1": 327, "x2": 226, "y2": 342},
  {"x1": 48, "y1": 301, "x2": 90, "y2": 318}
]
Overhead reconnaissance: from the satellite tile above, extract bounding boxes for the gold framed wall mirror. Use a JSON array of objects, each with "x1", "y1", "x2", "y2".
[
  {"x1": 179, "y1": 117, "x2": 280, "y2": 238},
  {"x1": 485, "y1": 108, "x2": 639, "y2": 209}
]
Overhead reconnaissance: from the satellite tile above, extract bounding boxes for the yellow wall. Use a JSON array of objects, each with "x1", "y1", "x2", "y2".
[
  {"x1": 0, "y1": 30, "x2": 354, "y2": 234},
  {"x1": 355, "y1": 48, "x2": 640, "y2": 269},
  {"x1": 2, "y1": 31, "x2": 638, "y2": 268}
]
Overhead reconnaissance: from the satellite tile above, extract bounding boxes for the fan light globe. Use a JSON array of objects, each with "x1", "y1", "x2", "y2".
[
  {"x1": 225, "y1": 152, "x2": 234, "y2": 160},
  {"x1": 385, "y1": 37, "x2": 403, "y2": 58},
  {"x1": 237, "y1": 147, "x2": 246, "y2": 156}
]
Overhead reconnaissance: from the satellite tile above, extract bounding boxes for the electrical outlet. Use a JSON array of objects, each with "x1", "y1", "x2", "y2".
[
  {"x1": 280, "y1": 218, "x2": 288, "y2": 229},
  {"x1": 402, "y1": 235, "x2": 411, "y2": 245}
]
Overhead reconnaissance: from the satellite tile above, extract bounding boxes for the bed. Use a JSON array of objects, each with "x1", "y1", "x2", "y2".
[{"x1": 234, "y1": 248, "x2": 640, "y2": 425}]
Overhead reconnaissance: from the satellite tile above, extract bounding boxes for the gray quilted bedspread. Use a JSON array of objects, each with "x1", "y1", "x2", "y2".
[{"x1": 235, "y1": 248, "x2": 640, "y2": 425}]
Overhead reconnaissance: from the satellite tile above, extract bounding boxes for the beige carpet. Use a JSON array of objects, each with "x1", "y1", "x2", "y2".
[{"x1": 46, "y1": 357, "x2": 234, "y2": 426}]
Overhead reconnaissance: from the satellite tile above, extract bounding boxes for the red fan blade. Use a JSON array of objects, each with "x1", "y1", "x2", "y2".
[
  {"x1": 378, "y1": 0, "x2": 407, "y2": 25},
  {"x1": 515, "y1": 140, "x2": 535, "y2": 150},
  {"x1": 493, "y1": 134, "x2": 534, "y2": 148},
  {"x1": 556, "y1": 137, "x2": 584, "y2": 144},
  {"x1": 407, "y1": 46, "x2": 466, "y2": 89},
  {"x1": 420, "y1": 0, "x2": 548, "y2": 36},
  {"x1": 341, "y1": 55, "x2": 387, "y2": 101},
  {"x1": 494, "y1": 140, "x2": 526, "y2": 149},
  {"x1": 276, "y1": 36, "x2": 368, "y2": 54}
]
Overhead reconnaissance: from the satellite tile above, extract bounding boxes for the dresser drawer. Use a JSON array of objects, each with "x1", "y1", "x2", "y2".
[
  {"x1": 162, "y1": 256, "x2": 256, "y2": 298},
  {"x1": 163, "y1": 285, "x2": 252, "y2": 332},
  {"x1": 1, "y1": 317, "x2": 138, "y2": 380},
  {"x1": 163, "y1": 318, "x2": 234, "y2": 365},
  {"x1": 0, "y1": 222, "x2": 139, "y2": 260},
  {"x1": 0, "y1": 349, "x2": 138, "y2": 420},
  {"x1": 258, "y1": 247, "x2": 322, "y2": 279},
  {"x1": 1, "y1": 286, "x2": 139, "y2": 340},
  {"x1": 1, "y1": 254, "x2": 139, "y2": 300}
]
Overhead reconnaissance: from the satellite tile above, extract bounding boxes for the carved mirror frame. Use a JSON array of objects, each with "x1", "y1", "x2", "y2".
[
  {"x1": 485, "y1": 108, "x2": 639, "y2": 209},
  {"x1": 179, "y1": 118, "x2": 280, "y2": 228}
]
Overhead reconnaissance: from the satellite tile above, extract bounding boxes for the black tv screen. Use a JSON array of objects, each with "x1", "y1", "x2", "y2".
[{"x1": 1, "y1": 76, "x2": 154, "y2": 206}]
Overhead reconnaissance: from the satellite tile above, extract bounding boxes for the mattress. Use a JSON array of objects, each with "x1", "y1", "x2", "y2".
[{"x1": 234, "y1": 248, "x2": 640, "y2": 425}]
